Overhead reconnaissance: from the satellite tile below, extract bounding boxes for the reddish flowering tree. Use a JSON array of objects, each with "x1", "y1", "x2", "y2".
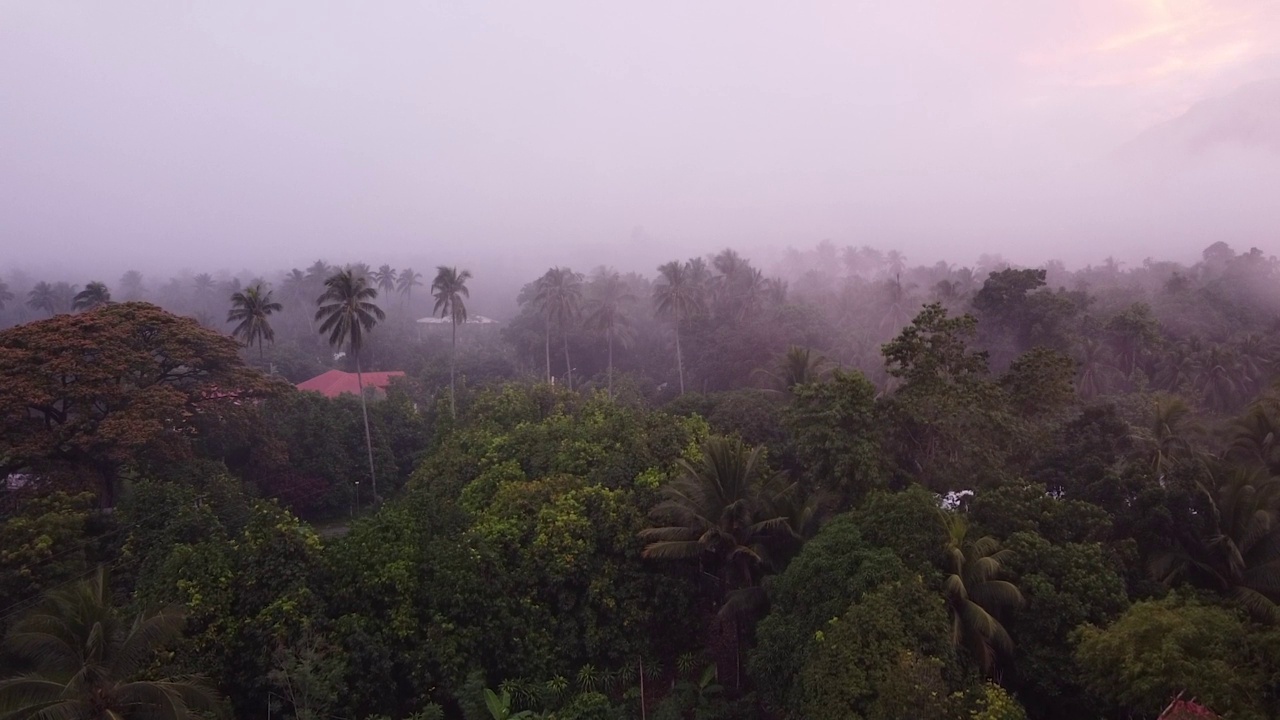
[{"x1": 0, "y1": 302, "x2": 286, "y2": 505}]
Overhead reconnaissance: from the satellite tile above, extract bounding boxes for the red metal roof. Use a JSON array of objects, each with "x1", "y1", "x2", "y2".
[{"x1": 296, "y1": 369, "x2": 405, "y2": 398}]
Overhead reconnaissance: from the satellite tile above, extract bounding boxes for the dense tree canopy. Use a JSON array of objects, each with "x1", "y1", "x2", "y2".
[{"x1": 4, "y1": 242, "x2": 1280, "y2": 720}]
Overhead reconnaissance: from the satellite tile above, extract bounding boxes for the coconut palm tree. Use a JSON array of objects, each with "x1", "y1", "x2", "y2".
[
  {"x1": 532, "y1": 267, "x2": 583, "y2": 388},
  {"x1": 1135, "y1": 396, "x2": 1202, "y2": 479},
  {"x1": 431, "y1": 266, "x2": 472, "y2": 418},
  {"x1": 1152, "y1": 466, "x2": 1280, "y2": 622},
  {"x1": 938, "y1": 512, "x2": 1023, "y2": 676},
  {"x1": 639, "y1": 437, "x2": 796, "y2": 589},
  {"x1": 0, "y1": 566, "x2": 222, "y2": 720},
  {"x1": 192, "y1": 273, "x2": 215, "y2": 298},
  {"x1": 653, "y1": 260, "x2": 706, "y2": 395},
  {"x1": 753, "y1": 346, "x2": 831, "y2": 395},
  {"x1": 0, "y1": 279, "x2": 14, "y2": 311},
  {"x1": 1229, "y1": 400, "x2": 1280, "y2": 474},
  {"x1": 280, "y1": 269, "x2": 312, "y2": 333},
  {"x1": 227, "y1": 283, "x2": 283, "y2": 361},
  {"x1": 72, "y1": 282, "x2": 111, "y2": 311},
  {"x1": 585, "y1": 268, "x2": 635, "y2": 398},
  {"x1": 1195, "y1": 345, "x2": 1243, "y2": 413},
  {"x1": 118, "y1": 270, "x2": 145, "y2": 301},
  {"x1": 51, "y1": 283, "x2": 78, "y2": 315},
  {"x1": 315, "y1": 269, "x2": 386, "y2": 500},
  {"x1": 1075, "y1": 337, "x2": 1121, "y2": 399},
  {"x1": 640, "y1": 437, "x2": 798, "y2": 690},
  {"x1": 372, "y1": 264, "x2": 398, "y2": 298},
  {"x1": 396, "y1": 268, "x2": 424, "y2": 310},
  {"x1": 25, "y1": 282, "x2": 56, "y2": 316}
]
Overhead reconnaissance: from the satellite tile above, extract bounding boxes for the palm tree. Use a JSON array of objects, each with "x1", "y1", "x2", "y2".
[
  {"x1": 346, "y1": 262, "x2": 372, "y2": 284},
  {"x1": 227, "y1": 283, "x2": 283, "y2": 361},
  {"x1": 72, "y1": 282, "x2": 111, "y2": 311},
  {"x1": 1195, "y1": 345, "x2": 1243, "y2": 413},
  {"x1": 192, "y1": 273, "x2": 215, "y2": 298},
  {"x1": 0, "y1": 567, "x2": 222, "y2": 720},
  {"x1": 1229, "y1": 400, "x2": 1280, "y2": 474},
  {"x1": 640, "y1": 437, "x2": 798, "y2": 690},
  {"x1": 885, "y1": 249, "x2": 908, "y2": 278},
  {"x1": 585, "y1": 268, "x2": 635, "y2": 398},
  {"x1": 1135, "y1": 396, "x2": 1201, "y2": 479},
  {"x1": 315, "y1": 270, "x2": 387, "y2": 500},
  {"x1": 281, "y1": 269, "x2": 313, "y2": 333},
  {"x1": 753, "y1": 346, "x2": 831, "y2": 395},
  {"x1": 0, "y1": 278, "x2": 14, "y2": 311},
  {"x1": 51, "y1": 283, "x2": 78, "y2": 315},
  {"x1": 532, "y1": 267, "x2": 583, "y2": 388},
  {"x1": 118, "y1": 270, "x2": 145, "y2": 301},
  {"x1": 396, "y1": 268, "x2": 424, "y2": 310},
  {"x1": 640, "y1": 437, "x2": 796, "y2": 590},
  {"x1": 431, "y1": 266, "x2": 472, "y2": 418},
  {"x1": 1152, "y1": 466, "x2": 1280, "y2": 622},
  {"x1": 305, "y1": 260, "x2": 331, "y2": 284},
  {"x1": 26, "y1": 282, "x2": 55, "y2": 316},
  {"x1": 938, "y1": 512, "x2": 1023, "y2": 676},
  {"x1": 1076, "y1": 337, "x2": 1120, "y2": 399},
  {"x1": 653, "y1": 260, "x2": 706, "y2": 394},
  {"x1": 372, "y1": 264, "x2": 398, "y2": 298}
]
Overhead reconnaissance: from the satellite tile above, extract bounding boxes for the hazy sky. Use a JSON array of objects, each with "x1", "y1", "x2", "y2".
[{"x1": 3, "y1": 1, "x2": 1279, "y2": 281}]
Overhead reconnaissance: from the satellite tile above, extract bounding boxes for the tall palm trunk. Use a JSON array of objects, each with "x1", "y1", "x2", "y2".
[
  {"x1": 607, "y1": 328, "x2": 614, "y2": 399},
  {"x1": 675, "y1": 319, "x2": 685, "y2": 394},
  {"x1": 545, "y1": 324, "x2": 552, "y2": 382},
  {"x1": 563, "y1": 329, "x2": 573, "y2": 390},
  {"x1": 449, "y1": 318, "x2": 458, "y2": 418},
  {"x1": 355, "y1": 354, "x2": 378, "y2": 501}
]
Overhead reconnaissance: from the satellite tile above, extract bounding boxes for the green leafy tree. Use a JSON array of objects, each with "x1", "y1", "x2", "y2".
[
  {"x1": 999, "y1": 531, "x2": 1128, "y2": 720},
  {"x1": 880, "y1": 303, "x2": 1020, "y2": 489},
  {"x1": 315, "y1": 269, "x2": 386, "y2": 499},
  {"x1": 227, "y1": 283, "x2": 283, "y2": 361},
  {"x1": 784, "y1": 370, "x2": 885, "y2": 505},
  {"x1": 796, "y1": 579, "x2": 954, "y2": 720},
  {"x1": 432, "y1": 266, "x2": 472, "y2": 418},
  {"x1": 750, "y1": 515, "x2": 912, "y2": 715},
  {"x1": 0, "y1": 567, "x2": 223, "y2": 720},
  {"x1": 1074, "y1": 594, "x2": 1275, "y2": 720}
]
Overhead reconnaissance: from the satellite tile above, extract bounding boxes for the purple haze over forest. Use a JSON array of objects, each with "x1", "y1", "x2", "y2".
[{"x1": 2, "y1": 1, "x2": 1279, "y2": 285}]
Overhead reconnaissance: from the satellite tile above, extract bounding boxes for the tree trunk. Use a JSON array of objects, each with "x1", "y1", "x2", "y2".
[
  {"x1": 545, "y1": 324, "x2": 552, "y2": 383},
  {"x1": 675, "y1": 320, "x2": 685, "y2": 395},
  {"x1": 355, "y1": 354, "x2": 378, "y2": 502},
  {"x1": 449, "y1": 318, "x2": 457, "y2": 418},
  {"x1": 563, "y1": 331, "x2": 573, "y2": 391},
  {"x1": 607, "y1": 329, "x2": 614, "y2": 399},
  {"x1": 639, "y1": 656, "x2": 646, "y2": 720}
]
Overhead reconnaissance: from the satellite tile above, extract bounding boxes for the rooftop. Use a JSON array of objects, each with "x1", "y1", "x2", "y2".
[{"x1": 296, "y1": 369, "x2": 405, "y2": 398}]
